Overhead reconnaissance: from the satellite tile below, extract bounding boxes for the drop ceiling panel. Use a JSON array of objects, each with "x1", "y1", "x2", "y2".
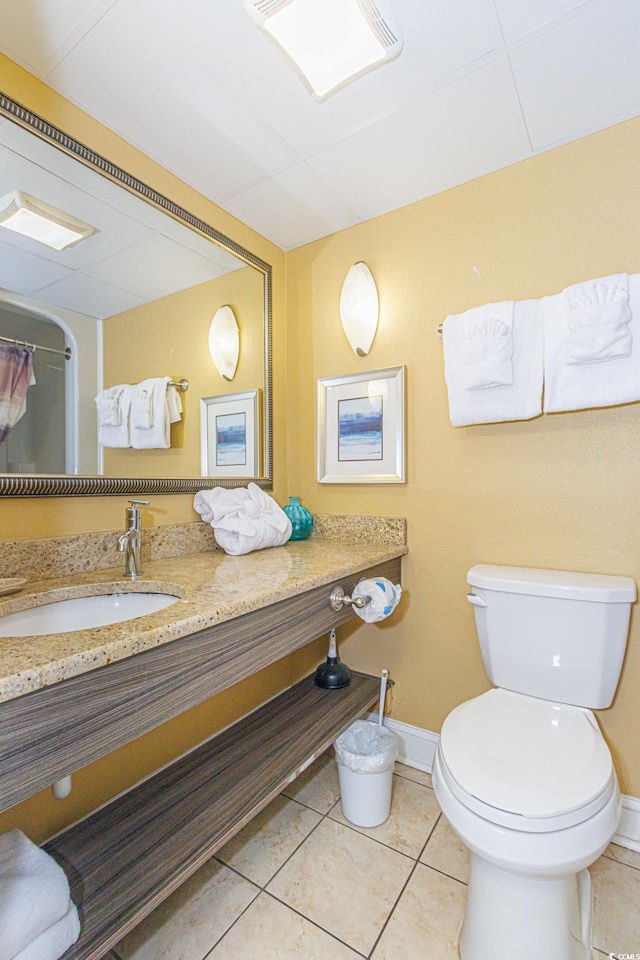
[
  {"x1": 309, "y1": 59, "x2": 529, "y2": 223},
  {"x1": 0, "y1": 0, "x2": 110, "y2": 72},
  {"x1": 0, "y1": 238, "x2": 73, "y2": 297},
  {"x1": 223, "y1": 163, "x2": 359, "y2": 250},
  {"x1": 161, "y1": 222, "x2": 247, "y2": 273},
  {"x1": 510, "y1": 0, "x2": 640, "y2": 149},
  {"x1": 36, "y1": 273, "x2": 143, "y2": 320},
  {"x1": 47, "y1": 0, "x2": 295, "y2": 201},
  {"x1": 493, "y1": 0, "x2": 590, "y2": 43}
]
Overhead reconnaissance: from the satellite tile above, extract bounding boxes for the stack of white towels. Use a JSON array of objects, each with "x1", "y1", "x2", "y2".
[
  {"x1": 0, "y1": 830, "x2": 80, "y2": 960},
  {"x1": 442, "y1": 272, "x2": 639, "y2": 426},
  {"x1": 95, "y1": 377, "x2": 182, "y2": 449},
  {"x1": 193, "y1": 483, "x2": 292, "y2": 556}
]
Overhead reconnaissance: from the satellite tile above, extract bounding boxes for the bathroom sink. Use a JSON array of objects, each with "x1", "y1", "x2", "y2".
[{"x1": 0, "y1": 592, "x2": 181, "y2": 637}]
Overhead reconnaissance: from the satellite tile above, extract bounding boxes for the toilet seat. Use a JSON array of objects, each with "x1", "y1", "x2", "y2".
[{"x1": 438, "y1": 688, "x2": 616, "y2": 833}]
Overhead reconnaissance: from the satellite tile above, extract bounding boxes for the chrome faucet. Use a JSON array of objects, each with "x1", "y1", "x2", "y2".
[{"x1": 118, "y1": 499, "x2": 150, "y2": 579}]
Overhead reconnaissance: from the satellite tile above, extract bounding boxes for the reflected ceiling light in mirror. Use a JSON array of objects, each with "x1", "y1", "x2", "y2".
[
  {"x1": 209, "y1": 305, "x2": 240, "y2": 381},
  {"x1": 0, "y1": 190, "x2": 97, "y2": 250},
  {"x1": 340, "y1": 262, "x2": 379, "y2": 356},
  {"x1": 245, "y1": 0, "x2": 402, "y2": 101}
]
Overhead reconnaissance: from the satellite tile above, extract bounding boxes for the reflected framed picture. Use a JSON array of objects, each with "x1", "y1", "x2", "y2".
[
  {"x1": 317, "y1": 366, "x2": 405, "y2": 483},
  {"x1": 200, "y1": 389, "x2": 260, "y2": 478}
]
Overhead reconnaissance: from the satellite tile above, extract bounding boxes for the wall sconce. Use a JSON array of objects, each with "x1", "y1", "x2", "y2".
[
  {"x1": 208, "y1": 305, "x2": 240, "y2": 381},
  {"x1": 339, "y1": 262, "x2": 379, "y2": 356}
]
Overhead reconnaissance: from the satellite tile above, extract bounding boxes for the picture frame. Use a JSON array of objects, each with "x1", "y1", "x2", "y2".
[
  {"x1": 317, "y1": 366, "x2": 405, "y2": 483},
  {"x1": 200, "y1": 389, "x2": 260, "y2": 478}
]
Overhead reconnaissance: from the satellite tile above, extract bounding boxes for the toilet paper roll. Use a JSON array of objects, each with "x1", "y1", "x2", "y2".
[{"x1": 351, "y1": 577, "x2": 402, "y2": 623}]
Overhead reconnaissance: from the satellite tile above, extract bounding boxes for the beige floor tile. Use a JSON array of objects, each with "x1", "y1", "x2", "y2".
[
  {"x1": 209, "y1": 893, "x2": 361, "y2": 959},
  {"x1": 420, "y1": 813, "x2": 470, "y2": 883},
  {"x1": 372, "y1": 862, "x2": 465, "y2": 960},
  {"x1": 282, "y1": 750, "x2": 341, "y2": 814},
  {"x1": 329, "y1": 772, "x2": 440, "y2": 859},
  {"x1": 216, "y1": 795, "x2": 321, "y2": 886},
  {"x1": 115, "y1": 860, "x2": 258, "y2": 960},
  {"x1": 395, "y1": 763, "x2": 433, "y2": 789},
  {"x1": 603, "y1": 840, "x2": 640, "y2": 871},
  {"x1": 267, "y1": 817, "x2": 414, "y2": 955},
  {"x1": 591, "y1": 853, "x2": 640, "y2": 955}
]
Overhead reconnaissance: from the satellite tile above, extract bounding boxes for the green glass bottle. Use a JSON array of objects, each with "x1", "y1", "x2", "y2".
[{"x1": 283, "y1": 496, "x2": 313, "y2": 541}]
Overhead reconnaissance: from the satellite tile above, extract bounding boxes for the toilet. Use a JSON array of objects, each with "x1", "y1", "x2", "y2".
[{"x1": 432, "y1": 564, "x2": 636, "y2": 960}]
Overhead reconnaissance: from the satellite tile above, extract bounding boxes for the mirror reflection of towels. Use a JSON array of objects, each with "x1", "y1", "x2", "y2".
[{"x1": 0, "y1": 345, "x2": 36, "y2": 445}]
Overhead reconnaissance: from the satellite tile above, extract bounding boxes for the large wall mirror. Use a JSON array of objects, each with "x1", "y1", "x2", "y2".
[{"x1": 0, "y1": 92, "x2": 272, "y2": 497}]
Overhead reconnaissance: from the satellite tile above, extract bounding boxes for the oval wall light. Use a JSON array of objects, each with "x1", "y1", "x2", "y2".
[
  {"x1": 339, "y1": 262, "x2": 379, "y2": 356},
  {"x1": 208, "y1": 305, "x2": 240, "y2": 381}
]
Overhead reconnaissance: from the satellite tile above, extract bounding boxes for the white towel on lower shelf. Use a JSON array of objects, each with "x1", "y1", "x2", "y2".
[
  {"x1": 12, "y1": 902, "x2": 80, "y2": 960},
  {"x1": 443, "y1": 300, "x2": 544, "y2": 426},
  {"x1": 130, "y1": 377, "x2": 173, "y2": 449},
  {"x1": 0, "y1": 830, "x2": 73, "y2": 960},
  {"x1": 96, "y1": 385, "x2": 131, "y2": 448},
  {"x1": 543, "y1": 273, "x2": 640, "y2": 412},
  {"x1": 193, "y1": 482, "x2": 292, "y2": 556}
]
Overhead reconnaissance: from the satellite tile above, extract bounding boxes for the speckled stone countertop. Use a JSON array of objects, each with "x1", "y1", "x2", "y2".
[{"x1": 0, "y1": 539, "x2": 406, "y2": 705}]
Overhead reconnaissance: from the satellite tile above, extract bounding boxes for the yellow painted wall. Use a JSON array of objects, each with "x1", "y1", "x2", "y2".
[
  {"x1": 285, "y1": 115, "x2": 640, "y2": 798},
  {"x1": 103, "y1": 267, "x2": 264, "y2": 477},
  {"x1": 0, "y1": 55, "x2": 291, "y2": 841}
]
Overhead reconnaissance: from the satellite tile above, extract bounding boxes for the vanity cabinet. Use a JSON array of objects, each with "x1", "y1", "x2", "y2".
[{"x1": 0, "y1": 554, "x2": 402, "y2": 960}]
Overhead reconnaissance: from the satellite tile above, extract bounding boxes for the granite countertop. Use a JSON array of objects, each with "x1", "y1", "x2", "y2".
[{"x1": 0, "y1": 539, "x2": 407, "y2": 705}]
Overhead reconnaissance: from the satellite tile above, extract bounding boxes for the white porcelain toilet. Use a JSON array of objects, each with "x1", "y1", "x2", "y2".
[{"x1": 432, "y1": 564, "x2": 636, "y2": 960}]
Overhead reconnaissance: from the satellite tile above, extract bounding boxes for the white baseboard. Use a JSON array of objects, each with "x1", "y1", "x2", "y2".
[{"x1": 370, "y1": 714, "x2": 640, "y2": 853}]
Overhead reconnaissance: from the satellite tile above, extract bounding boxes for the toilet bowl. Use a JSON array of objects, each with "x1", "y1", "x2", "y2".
[{"x1": 432, "y1": 565, "x2": 636, "y2": 960}]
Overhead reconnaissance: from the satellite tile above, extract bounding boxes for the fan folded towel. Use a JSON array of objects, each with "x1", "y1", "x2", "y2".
[
  {"x1": 96, "y1": 385, "x2": 131, "y2": 448},
  {"x1": 563, "y1": 273, "x2": 632, "y2": 364},
  {"x1": 443, "y1": 300, "x2": 543, "y2": 426},
  {"x1": 351, "y1": 577, "x2": 402, "y2": 623},
  {"x1": 0, "y1": 830, "x2": 74, "y2": 960},
  {"x1": 11, "y1": 902, "x2": 80, "y2": 960},
  {"x1": 193, "y1": 482, "x2": 292, "y2": 556},
  {"x1": 130, "y1": 377, "x2": 180, "y2": 449},
  {"x1": 543, "y1": 273, "x2": 640, "y2": 412}
]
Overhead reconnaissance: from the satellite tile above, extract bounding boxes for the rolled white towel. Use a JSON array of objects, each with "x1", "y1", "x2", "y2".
[
  {"x1": 11, "y1": 901, "x2": 80, "y2": 960},
  {"x1": 0, "y1": 830, "x2": 72, "y2": 960},
  {"x1": 193, "y1": 482, "x2": 292, "y2": 556}
]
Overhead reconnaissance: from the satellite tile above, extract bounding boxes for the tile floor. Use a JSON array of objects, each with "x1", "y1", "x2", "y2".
[{"x1": 110, "y1": 754, "x2": 640, "y2": 959}]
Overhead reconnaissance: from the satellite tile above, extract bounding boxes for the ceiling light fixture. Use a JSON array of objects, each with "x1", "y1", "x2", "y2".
[
  {"x1": 340, "y1": 262, "x2": 379, "y2": 356},
  {"x1": 0, "y1": 190, "x2": 97, "y2": 251},
  {"x1": 209, "y1": 305, "x2": 240, "y2": 381},
  {"x1": 245, "y1": 0, "x2": 403, "y2": 101}
]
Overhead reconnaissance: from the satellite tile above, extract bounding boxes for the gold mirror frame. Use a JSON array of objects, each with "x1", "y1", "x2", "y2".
[{"x1": 0, "y1": 92, "x2": 272, "y2": 497}]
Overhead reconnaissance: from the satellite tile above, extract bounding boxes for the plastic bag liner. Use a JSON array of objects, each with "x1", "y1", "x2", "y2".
[{"x1": 334, "y1": 719, "x2": 399, "y2": 774}]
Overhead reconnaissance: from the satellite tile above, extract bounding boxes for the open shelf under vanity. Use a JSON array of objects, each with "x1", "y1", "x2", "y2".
[{"x1": 44, "y1": 671, "x2": 380, "y2": 960}]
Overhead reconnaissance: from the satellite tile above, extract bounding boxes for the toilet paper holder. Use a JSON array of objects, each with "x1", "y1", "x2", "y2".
[{"x1": 329, "y1": 586, "x2": 370, "y2": 612}]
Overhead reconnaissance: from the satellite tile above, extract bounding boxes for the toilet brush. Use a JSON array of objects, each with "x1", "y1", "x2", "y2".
[{"x1": 314, "y1": 628, "x2": 351, "y2": 689}]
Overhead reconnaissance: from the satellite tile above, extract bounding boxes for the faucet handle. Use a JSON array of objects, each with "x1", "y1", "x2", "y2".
[{"x1": 128, "y1": 499, "x2": 150, "y2": 507}]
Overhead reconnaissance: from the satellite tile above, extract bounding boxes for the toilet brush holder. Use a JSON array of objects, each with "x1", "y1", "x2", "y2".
[{"x1": 315, "y1": 628, "x2": 351, "y2": 689}]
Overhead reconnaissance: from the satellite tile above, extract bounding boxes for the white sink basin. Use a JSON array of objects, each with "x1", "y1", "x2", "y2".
[{"x1": 0, "y1": 592, "x2": 181, "y2": 637}]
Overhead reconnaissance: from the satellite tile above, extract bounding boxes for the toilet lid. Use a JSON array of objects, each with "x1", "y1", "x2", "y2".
[{"x1": 440, "y1": 689, "x2": 614, "y2": 820}]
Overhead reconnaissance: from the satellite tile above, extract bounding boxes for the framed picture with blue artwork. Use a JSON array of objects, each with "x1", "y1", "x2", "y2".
[
  {"x1": 200, "y1": 389, "x2": 260, "y2": 478},
  {"x1": 317, "y1": 367, "x2": 405, "y2": 483}
]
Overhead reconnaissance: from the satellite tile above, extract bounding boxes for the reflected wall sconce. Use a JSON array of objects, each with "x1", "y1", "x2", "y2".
[
  {"x1": 0, "y1": 190, "x2": 97, "y2": 250},
  {"x1": 339, "y1": 262, "x2": 379, "y2": 356},
  {"x1": 209, "y1": 305, "x2": 240, "y2": 381},
  {"x1": 244, "y1": 0, "x2": 402, "y2": 101}
]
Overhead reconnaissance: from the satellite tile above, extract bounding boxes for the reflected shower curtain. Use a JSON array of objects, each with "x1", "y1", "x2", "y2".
[{"x1": 0, "y1": 345, "x2": 36, "y2": 445}]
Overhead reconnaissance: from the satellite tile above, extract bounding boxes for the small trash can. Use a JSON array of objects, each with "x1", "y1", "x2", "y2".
[{"x1": 334, "y1": 719, "x2": 399, "y2": 827}]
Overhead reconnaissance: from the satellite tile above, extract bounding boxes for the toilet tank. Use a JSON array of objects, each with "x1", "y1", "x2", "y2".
[{"x1": 467, "y1": 564, "x2": 636, "y2": 709}]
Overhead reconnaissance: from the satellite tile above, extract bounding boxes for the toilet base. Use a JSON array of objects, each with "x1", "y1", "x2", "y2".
[{"x1": 460, "y1": 855, "x2": 592, "y2": 960}]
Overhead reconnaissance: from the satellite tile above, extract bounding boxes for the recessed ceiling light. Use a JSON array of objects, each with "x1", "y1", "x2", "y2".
[
  {"x1": 0, "y1": 190, "x2": 97, "y2": 251},
  {"x1": 245, "y1": 0, "x2": 403, "y2": 101}
]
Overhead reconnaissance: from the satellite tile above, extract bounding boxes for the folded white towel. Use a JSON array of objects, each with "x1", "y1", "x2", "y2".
[
  {"x1": 193, "y1": 482, "x2": 292, "y2": 556},
  {"x1": 460, "y1": 301, "x2": 515, "y2": 389},
  {"x1": 130, "y1": 377, "x2": 173, "y2": 449},
  {"x1": 543, "y1": 273, "x2": 640, "y2": 412},
  {"x1": 443, "y1": 300, "x2": 544, "y2": 426},
  {"x1": 96, "y1": 385, "x2": 132, "y2": 448},
  {"x1": 0, "y1": 830, "x2": 72, "y2": 960},
  {"x1": 563, "y1": 273, "x2": 632, "y2": 364},
  {"x1": 11, "y1": 901, "x2": 80, "y2": 960}
]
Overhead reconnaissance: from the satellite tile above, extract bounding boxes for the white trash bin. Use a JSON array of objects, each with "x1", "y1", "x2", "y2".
[{"x1": 334, "y1": 719, "x2": 399, "y2": 827}]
